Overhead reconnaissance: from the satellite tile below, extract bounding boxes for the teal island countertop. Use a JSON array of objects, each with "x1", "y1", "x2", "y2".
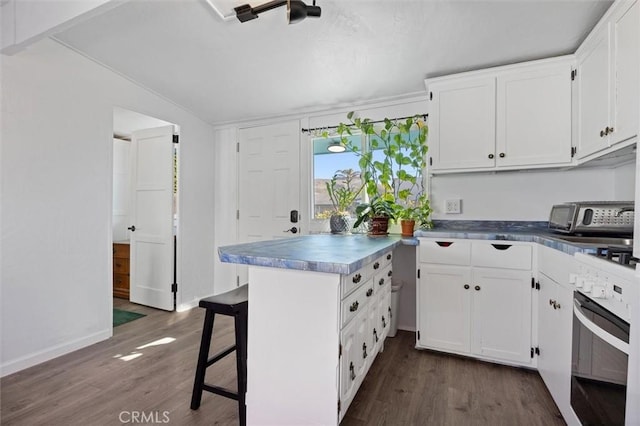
[{"x1": 218, "y1": 234, "x2": 415, "y2": 275}]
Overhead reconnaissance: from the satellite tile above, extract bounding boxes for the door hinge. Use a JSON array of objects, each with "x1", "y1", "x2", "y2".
[
  {"x1": 417, "y1": 330, "x2": 421, "y2": 341},
  {"x1": 236, "y1": 276, "x2": 240, "y2": 287},
  {"x1": 429, "y1": 91, "x2": 433, "y2": 100},
  {"x1": 571, "y1": 69, "x2": 577, "y2": 81},
  {"x1": 417, "y1": 269, "x2": 421, "y2": 279},
  {"x1": 338, "y1": 399, "x2": 341, "y2": 413},
  {"x1": 571, "y1": 146, "x2": 577, "y2": 158},
  {"x1": 339, "y1": 343, "x2": 342, "y2": 358},
  {"x1": 171, "y1": 282, "x2": 178, "y2": 293},
  {"x1": 172, "y1": 134, "x2": 179, "y2": 144},
  {"x1": 535, "y1": 281, "x2": 540, "y2": 290},
  {"x1": 236, "y1": 210, "x2": 240, "y2": 220},
  {"x1": 236, "y1": 142, "x2": 240, "y2": 152},
  {"x1": 531, "y1": 277, "x2": 540, "y2": 290},
  {"x1": 429, "y1": 157, "x2": 433, "y2": 166},
  {"x1": 531, "y1": 347, "x2": 534, "y2": 358},
  {"x1": 535, "y1": 347, "x2": 540, "y2": 356}
]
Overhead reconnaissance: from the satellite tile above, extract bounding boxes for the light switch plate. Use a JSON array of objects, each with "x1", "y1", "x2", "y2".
[{"x1": 445, "y1": 199, "x2": 462, "y2": 214}]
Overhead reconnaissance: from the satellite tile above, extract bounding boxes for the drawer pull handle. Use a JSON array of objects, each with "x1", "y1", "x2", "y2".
[
  {"x1": 386, "y1": 254, "x2": 392, "y2": 260},
  {"x1": 491, "y1": 243, "x2": 512, "y2": 250},
  {"x1": 366, "y1": 288, "x2": 373, "y2": 297},
  {"x1": 362, "y1": 342, "x2": 368, "y2": 359},
  {"x1": 350, "y1": 362, "x2": 356, "y2": 381},
  {"x1": 464, "y1": 284, "x2": 470, "y2": 290},
  {"x1": 352, "y1": 273, "x2": 362, "y2": 284},
  {"x1": 382, "y1": 315, "x2": 387, "y2": 328},
  {"x1": 373, "y1": 262, "x2": 380, "y2": 270},
  {"x1": 379, "y1": 278, "x2": 385, "y2": 286},
  {"x1": 374, "y1": 328, "x2": 379, "y2": 342},
  {"x1": 388, "y1": 306, "x2": 392, "y2": 319},
  {"x1": 349, "y1": 301, "x2": 359, "y2": 312},
  {"x1": 388, "y1": 270, "x2": 392, "y2": 277},
  {"x1": 475, "y1": 285, "x2": 481, "y2": 291},
  {"x1": 436, "y1": 241, "x2": 453, "y2": 247}
]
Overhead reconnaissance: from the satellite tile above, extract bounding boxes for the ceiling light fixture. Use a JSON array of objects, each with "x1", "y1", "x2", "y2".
[
  {"x1": 234, "y1": 0, "x2": 321, "y2": 24},
  {"x1": 327, "y1": 140, "x2": 346, "y2": 153}
]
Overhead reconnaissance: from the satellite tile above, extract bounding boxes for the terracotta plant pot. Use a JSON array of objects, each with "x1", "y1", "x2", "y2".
[
  {"x1": 369, "y1": 216, "x2": 390, "y2": 235},
  {"x1": 400, "y1": 219, "x2": 416, "y2": 237}
]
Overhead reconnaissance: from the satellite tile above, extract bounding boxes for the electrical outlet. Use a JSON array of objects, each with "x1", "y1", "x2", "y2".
[{"x1": 445, "y1": 199, "x2": 462, "y2": 214}]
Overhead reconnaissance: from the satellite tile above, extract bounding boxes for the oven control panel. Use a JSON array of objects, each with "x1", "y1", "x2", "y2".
[{"x1": 572, "y1": 254, "x2": 634, "y2": 322}]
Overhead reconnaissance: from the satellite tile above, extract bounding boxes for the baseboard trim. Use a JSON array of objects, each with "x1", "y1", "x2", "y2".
[
  {"x1": 397, "y1": 325, "x2": 417, "y2": 332},
  {"x1": 1, "y1": 329, "x2": 111, "y2": 377},
  {"x1": 176, "y1": 299, "x2": 199, "y2": 312}
]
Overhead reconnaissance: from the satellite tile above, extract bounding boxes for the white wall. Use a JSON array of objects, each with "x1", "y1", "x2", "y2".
[
  {"x1": 112, "y1": 138, "x2": 130, "y2": 242},
  {"x1": 613, "y1": 161, "x2": 636, "y2": 200},
  {"x1": 1, "y1": 39, "x2": 216, "y2": 376},
  {"x1": 430, "y1": 167, "x2": 619, "y2": 220}
]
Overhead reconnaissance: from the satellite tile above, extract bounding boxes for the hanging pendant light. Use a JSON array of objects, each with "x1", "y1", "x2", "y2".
[
  {"x1": 234, "y1": 0, "x2": 321, "y2": 24},
  {"x1": 327, "y1": 140, "x2": 346, "y2": 153}
]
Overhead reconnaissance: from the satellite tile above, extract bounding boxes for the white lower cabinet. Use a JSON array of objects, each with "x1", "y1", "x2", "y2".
[
  {"x1": 417, "y1": 239, "x2": 533, "y2": 366},
  {"x1": 338, "y1": 252, "x2": 392, "y2": 421}
]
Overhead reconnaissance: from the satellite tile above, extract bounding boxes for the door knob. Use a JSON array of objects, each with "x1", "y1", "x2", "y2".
[
  {"x1": 284, "y1": 227, "x2": 298, "y2": 234},
  {"x1": 127, "y1": 225, "x2": 136, "y2": 232}
]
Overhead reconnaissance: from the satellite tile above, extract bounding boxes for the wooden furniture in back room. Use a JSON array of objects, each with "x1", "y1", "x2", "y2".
[{"x1": 113, "y1": 242, "x2": 130, "y2": 299}]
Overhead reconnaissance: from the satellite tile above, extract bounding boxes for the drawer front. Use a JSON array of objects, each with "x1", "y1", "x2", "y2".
[
  {"x1": 342, "y1": 281, "x2": 371, "y2": 327},
  {"x1": 113, "y1": 273, "x2": 130, "y2": 289},
  {"x1": 373, "y1": 264, "x2": 393, "y2": 294},
  {"x1": 113, "y1": 243, "x2": 130, "y2": 258},
  {"x1": 471, "y1": 242, "x2": 532, "y2": 270},
  {"x1": 341, "y1": 267, "x2": 372, "y2": 299},
  {"x1": 113, "y1": 257, "x2": 130, "y2": 274},
  {"x1": 419, "y1": 239, "x2": 471, "y2": 265}
]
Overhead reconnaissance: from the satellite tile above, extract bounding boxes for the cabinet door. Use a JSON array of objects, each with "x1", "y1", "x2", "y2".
[
  {"x1": 496, "y1": 63, "x2": 572, "y2": 167},
  {"x1": 339, "y1": 316, "x2": 359, "y2": 419},
  {"x1": 417, "y1": 264, "x2": 471, "y2": 353},
  {"x1": 428, "y1": 77, "x2": 496, "y2": 170},
  {"x1": 577, "y1": 27, "x2": 611, "y2": 159},
  {"x1": 537, "y1": 274, "x2": 572, "y2": 411},
  {"x1": 611, "y1": 0, "x2": 639, "y2": 145},
  {"x1": 367, "y1": 291, "x2": 380, "y2": 363},
  {"x1": 471, "y1": 268, "x2": 532, "y2": 364}
]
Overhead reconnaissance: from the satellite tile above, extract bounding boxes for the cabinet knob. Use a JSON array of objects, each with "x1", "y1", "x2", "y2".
[
  {"x1": 499, "y1": 152, "x2": 505, "y2": 158},
  {"x1": 366, "y1": 288, "x2": 373, "y2": 297},
  {"x1": 464, "y1": 284, "x2": 470, "y2": 290},
  {"x1": 387, "y1": 270, "x2": 392, "y2": 277},
  {"x1": 608, "y1": 126, "x2": 614, "y2": 134},
  {"x1": 373, "y1": 262, "x2": 380, "y2": 270},
  {"x1": 350, "y1": 362, "x2": 356, "y2": 381},
  {"x1": 374, "y1": 328, "x2": 379, "y2": 342},
  {"x1": 474, "y1": 285, "x2": 481, "y2": 291},
  {"x1": 488, "y1": 153, "x2": 494, "y2": 159},
  {"x1": 362, "y1": 342, "x2": 368, "y2": 359},
  {"x1": 381, "y1": 315, "x2": 387, "y2": 328},
  {"x1": 352, "y1": 273, "x2": 361, "y2": 284},
  {"x1": 600, "y1": 129, "x2": 605, "y2": 137},
  {"x1": 349, "y1": 301, "x2": 359, "y2": 312},
  {"x1": 386, "y1": 254, "x2": 392, "y2": 260},
  {"x1": 379, "y1": 278, "x2": 385, "y2": 286},
  {"x1": 388, "y1": 306, "x2": 392, "y2": 319}
]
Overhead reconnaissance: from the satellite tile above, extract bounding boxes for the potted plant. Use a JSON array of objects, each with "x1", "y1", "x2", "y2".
[
  {"x1": 352, "y1": 194, "x2": 397, "y2": 235},
  {"x1": 325, "y1": 169, "x2": 364, "y2": 234},
  {"x1": 332, "y1": 111, "x2": 432, "y2": 235},
  {"x1": 394, "y1": 195, "x2": 433, "y2": 237}
]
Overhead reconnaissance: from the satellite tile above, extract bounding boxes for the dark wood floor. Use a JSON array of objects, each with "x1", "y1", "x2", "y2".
[{"x1": 1, "y1": 299, "x2": 565, "y2": 426}]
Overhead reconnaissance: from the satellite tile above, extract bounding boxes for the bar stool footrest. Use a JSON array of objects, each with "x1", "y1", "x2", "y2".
[
  {"x1": 202, "y1": 384, "x2": 239, "y2": 401},
  {"x1": 206, "y1": 344, "x2": 237, "y2": 367}
]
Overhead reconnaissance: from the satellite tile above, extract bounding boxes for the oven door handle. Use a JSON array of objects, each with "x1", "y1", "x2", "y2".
[{"x1": 573, "y1": 300, "x2": 629, "y2": 354}]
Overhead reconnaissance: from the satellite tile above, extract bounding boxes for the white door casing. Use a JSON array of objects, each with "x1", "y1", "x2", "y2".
[
  {"x1": 237, "y1": 120, "x2": 301, "y2": 284},
  {"x1": 129, "y1": 125, "x2": 175, "y2": 311}
]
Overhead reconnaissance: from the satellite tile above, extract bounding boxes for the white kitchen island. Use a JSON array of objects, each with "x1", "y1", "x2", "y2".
[{"x1": 218, "y1": 234, "x2": 409, "y2": 425}]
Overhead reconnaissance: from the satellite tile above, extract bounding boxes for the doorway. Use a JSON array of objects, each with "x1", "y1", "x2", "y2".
[{"x1": 112, "y1": 108, "x2": 179, "y2": 326}]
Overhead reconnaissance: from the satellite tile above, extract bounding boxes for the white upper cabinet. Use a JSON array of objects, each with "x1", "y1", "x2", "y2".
[
  {"x1": 426, "y1": 57, "x2": 574, "y2": 173},
  {"x1": 428, "y1": 77, "x2": 496, "y2": 170},
  {"x1": 496, "y1": 63, "x2": 572, "y2": 167},
  {"x1": 576, "y1": 0, "x2": 639, "y2": 159}
]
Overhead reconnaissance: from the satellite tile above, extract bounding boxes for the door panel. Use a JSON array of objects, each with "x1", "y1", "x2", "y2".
[{"x1": 129, "y1": 125, "x2": 175, "y2": 311}]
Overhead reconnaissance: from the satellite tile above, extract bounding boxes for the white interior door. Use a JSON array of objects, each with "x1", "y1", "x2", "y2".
[
  {"x1": 129, "y1": 125, "x2": 175, "y2": 311},
  {"x1": 237, "y1": 121, "x2": 301, "y2": 284}
]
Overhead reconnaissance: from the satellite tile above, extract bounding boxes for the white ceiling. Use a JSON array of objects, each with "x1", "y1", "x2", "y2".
[{"x1": 54, "y1": 0, "x2": 612, "y2": 126}]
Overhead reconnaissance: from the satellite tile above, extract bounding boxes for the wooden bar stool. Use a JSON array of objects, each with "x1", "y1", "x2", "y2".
[{"x1": 190, "y1": 285, "x2": 248, "y2": 426}]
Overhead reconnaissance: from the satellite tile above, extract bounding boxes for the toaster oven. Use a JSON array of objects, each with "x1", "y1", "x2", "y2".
[{"x1": 548, "y1": 201, "x2": 634, "y2": 235}]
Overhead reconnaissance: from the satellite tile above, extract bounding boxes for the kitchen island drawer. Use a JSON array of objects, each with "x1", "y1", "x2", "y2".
[
  {"x1": 341, "y1": 267, "x2": 372, "y2": 299},
  {"x1": 419, "y1": 239, "x2": 471, "y2": 265},
  {"x1": 342, "y1": 281, "x2": 372, "y2": 327},
  {"x1": 471, "y1": 242, "x2": 532, "y2": 270}
]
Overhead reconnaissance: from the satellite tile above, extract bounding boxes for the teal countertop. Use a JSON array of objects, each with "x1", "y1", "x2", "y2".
[{"x1": 218, "y1": 234, "x2": 413, "y2": 274}]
